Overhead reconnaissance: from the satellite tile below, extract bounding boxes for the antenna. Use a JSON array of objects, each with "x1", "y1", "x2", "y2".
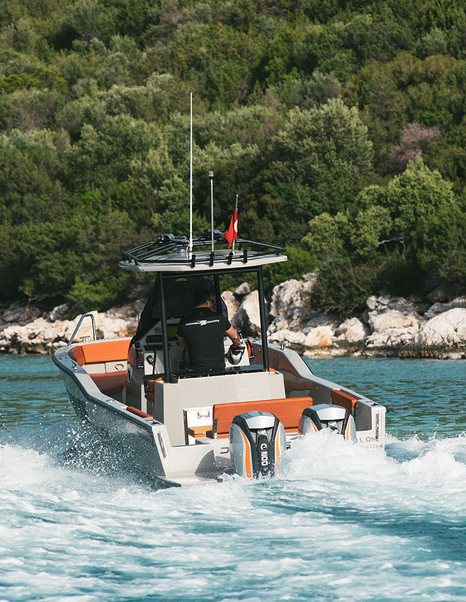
[
  {"x1": 189, "y1": 92, "x2": 193, "y2": 258},
  {"x1": 209, "y1": 171, "x2": 214, "y2": 252}
]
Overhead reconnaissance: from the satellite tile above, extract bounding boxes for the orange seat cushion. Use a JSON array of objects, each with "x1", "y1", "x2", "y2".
[
  {"x1": 69, "y1": 339, "x2": 130, "y2": 365},
  {"x1": 213, "y1": 396, "x2": 313, "y2": 436},
  {"x1": 90, "y1": 371, "x2": 128, "y2": 395}
]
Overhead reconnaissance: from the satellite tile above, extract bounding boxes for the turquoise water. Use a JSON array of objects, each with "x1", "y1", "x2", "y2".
[{"x1": 0, "y1": 355, "x2": 465, "y2": 601}]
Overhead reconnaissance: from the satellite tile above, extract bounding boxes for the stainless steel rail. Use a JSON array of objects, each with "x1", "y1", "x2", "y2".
[{"x1": 69, "y1": 312, "x2": 97, "y2": 343}]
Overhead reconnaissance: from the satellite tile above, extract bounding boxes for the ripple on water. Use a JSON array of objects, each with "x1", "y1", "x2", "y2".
[{"x1": 0, "y1": 355, "x2": 465, "y2": 601}]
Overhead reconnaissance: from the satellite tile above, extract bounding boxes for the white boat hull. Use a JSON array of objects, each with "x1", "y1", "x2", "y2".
[{"x1": 53, "y1": 339, "x2": 386, "y2": 487}]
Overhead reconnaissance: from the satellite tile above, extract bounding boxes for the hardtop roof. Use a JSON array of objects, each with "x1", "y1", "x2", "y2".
[{"x1": 120, "y1": 232, "x2": 287, "y2": 273}]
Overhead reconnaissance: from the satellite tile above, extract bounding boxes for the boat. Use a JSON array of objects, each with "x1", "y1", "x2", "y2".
[{"x1": 53, "y1": 231, "x2": 386, "y2": 487}]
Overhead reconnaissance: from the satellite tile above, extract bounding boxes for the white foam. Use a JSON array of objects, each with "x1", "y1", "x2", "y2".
[
  {"x1": 1, "y1": 434, "x2": 465, "y2": 601},
  {"x1": 280, "y1": 431, "x2": 466, "y2": 517}
]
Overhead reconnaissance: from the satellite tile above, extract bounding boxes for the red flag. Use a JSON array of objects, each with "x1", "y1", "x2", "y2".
[{"x1": 224, "y1": 208, "x2": 238, "y2": 249}]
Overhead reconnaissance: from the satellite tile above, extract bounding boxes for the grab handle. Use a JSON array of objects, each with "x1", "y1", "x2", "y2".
[{"x1": 69, "y1": 312, "x2": 97, "y2": 343}]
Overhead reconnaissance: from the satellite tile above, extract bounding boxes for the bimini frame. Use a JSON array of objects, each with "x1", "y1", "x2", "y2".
[
  {"x1": 120, "y1": 232, "x2": 286, "y2": 271},
  {"x1": 120, "y1": 232, "x2": 287, "y2": 384}
]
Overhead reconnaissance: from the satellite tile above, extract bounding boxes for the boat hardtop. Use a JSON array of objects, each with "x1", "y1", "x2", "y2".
[
  {"x1": 119, "y1": 231, "x2": 287, "y2": 272},
  {"x1": 53, "y1": 231, "x2": 386, "y2": 487}
]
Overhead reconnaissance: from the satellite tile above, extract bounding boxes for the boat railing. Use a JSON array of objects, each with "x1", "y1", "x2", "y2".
[
  {"x1": 120, "y1": 234, "x2": 285, "y2": 269},
  {"x1": 69, "y1": 312, "x2": 97, "y2": 343}
]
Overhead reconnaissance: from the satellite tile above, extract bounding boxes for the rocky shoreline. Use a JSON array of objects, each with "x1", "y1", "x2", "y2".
[
  {"x1": 1, "y1": 274, "x2": 465, "y2": 359},
  {"x1": 221, "y1": 275, "x2": 465, "y2": 359},
  {"x1": 264, "y1": 276, "x2": 466, "y2": 360}
]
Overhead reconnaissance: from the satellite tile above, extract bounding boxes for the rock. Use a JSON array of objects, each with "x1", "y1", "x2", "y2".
[
  {"x1": 0, "y1": 308, "x2": 137, "y2": 354},
  {"x1": 366, "y1": 327, "x2": 420, "y2": 349},
  {"x1": 48, "y1": 304, "x2": 69, "y2": 322},
  {"x1": 335, "y1": 318, "x2": 367, "y2": 344},
  {"x1": 365, "y1": 295, "x2": 423, "y2": 350},
  {"x1": 366, "y1": 294, "x2": 393, "y2": 311},
  {"x1": 368, "y1": 308, "x2": 420, "y2": 332},
  {"x1": 1, "y1": 279, "x2": 465, "y2": 358},
  {"x1": 417, "y1": 308, "x2": 466, "y2": 348},
  {"x1": 424, "y1": 296, "x2": 466, "y2": 319},
  {"x1": 269, "y1": 298, "x2": 337, "y2": 351},
  {"x1": 303, "y1": 313, "x2": 336, "y2": 330},
  {"x1": 232, "y1": 290, "x2": 261, "y2": 336},
  {"x1": 427, "y1": 286, "x2": 450, "y2": 303},
  {"x1": 268, "y1": 274, "x2": 317, "y2": 339},
  {"x1": 221, "y1": 291, "x2": 240, "y2": 322},
  {"x1": 268, "y1": 329, "x2": 306, "y2": 347},
  {"x1": 269, "y1": 306, "x2": 316, "y2": 335},
  {"x1": 367, "y1": 295, "x2": 418, "y2": 315},
  {"x1": 366, "y1": 295, "x2": 378, "y2": 311},
  {"x1": 234, "y1": 282, "x2": 251, "y2": 298},
  {"x1": 304, "y1": 325, "x2": 335, "y2": 348},
  {"x1": 89, "y1": 311, "x2": 135, "y2": 341},
  {"x1": 1, "y1": 302, "x2": 41, "y2": 325},
  {"x1": 0, "y1": 318, "x2": 68, "y2": 354},
  {"x1": 106, "y1": 303, "x2": 142, "y2": 322},
  {"x1": 270, "y1": 273, "x2": 316, "y2": 319}
]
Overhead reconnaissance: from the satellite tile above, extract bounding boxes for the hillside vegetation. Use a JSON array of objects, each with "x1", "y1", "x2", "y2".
[{"x1": 0, "y1": 0, "x2": 465, "y2": 316}]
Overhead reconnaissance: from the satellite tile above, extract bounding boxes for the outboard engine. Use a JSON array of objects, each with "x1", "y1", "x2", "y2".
[
  {"x1": 230, "y1": 411, "x2": 286, "y2": 478},
  {"x1": 299, "y1": 404, "x2": 357, "y2": 443}
]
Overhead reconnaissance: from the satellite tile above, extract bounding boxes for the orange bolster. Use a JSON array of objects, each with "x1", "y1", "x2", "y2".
[
  {"x1": 331, "y1": 389, "x2": 359, "y2": 414},
  {"x1": 90, "y1": 371, "x2": 128, "y2": 395},
  {"x1": 68, "y1": 339, "x2": 130, "y2": 365},
  {"x1": 126, "y1": 406, "x2": 152, "y2": 419},
  {"x1": 69, "y1": 345, "x2": 85, "y2": 365},
  {"x1": 213, "y1": 396, "x2": 313, "y2": 436},
  {"x1": 145, "y1": 377, "x2": 164, "y2": 403}
]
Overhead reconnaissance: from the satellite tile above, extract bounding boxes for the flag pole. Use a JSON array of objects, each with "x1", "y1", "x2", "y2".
[
  {"x1": 209, "y1": 171, "x2": 214, "y2": 253},
  {"x1": 189, "y1": 92, "x2": 193, "y2": 259},
  {"x1": 232, "y1": 194, "x2": 239, "y2": 253}
]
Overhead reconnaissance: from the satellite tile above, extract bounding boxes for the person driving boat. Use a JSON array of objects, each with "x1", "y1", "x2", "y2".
[{"x1": 177, "y1": 288, "x2": 241, "y2": 372}]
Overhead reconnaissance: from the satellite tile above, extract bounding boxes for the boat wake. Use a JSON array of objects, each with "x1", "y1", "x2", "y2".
[
  {"x1": 277, "y1": 430, "x2": 466, "y2": 518},
  {"x1": 1, "y1": 429, "x2": 466, "y2": 601},
  {"x1": 3, "y1": 422, "x2": 466, "y2": 497}
]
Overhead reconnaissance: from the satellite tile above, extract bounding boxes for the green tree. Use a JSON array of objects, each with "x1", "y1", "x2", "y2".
[
  {"x1": 157, "y1": 21, "x2": 262, "y2": 107},
  {"x1": 382, "y1": 157, "x2": 465, "y2": 281},
  {"x1": 302, "y1": 212, "x2": 351, "y2": 262},
  {"x1": 14, "y1": 207, "x2": 137, "y2": 306},
  {"x1": 0, "y1": 0, "x2": 464, "y2": 312},
  {"x1": 0, "y1": 129, "x2": 67, "y2": 225},
  {"x1": 265, "y1": 99, "x2": 373, "y2": 225},
  {"x1": 302, "y1": 157, "x2": 465, "y2": 316},
  {"x1": 63, "y1": 114, "x2": 162, "y2": 192}
]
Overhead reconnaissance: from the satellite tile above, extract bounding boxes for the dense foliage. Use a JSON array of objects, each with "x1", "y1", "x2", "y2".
[{"x1": 0, "y1": 0, "x2": 464, "y2": 315}]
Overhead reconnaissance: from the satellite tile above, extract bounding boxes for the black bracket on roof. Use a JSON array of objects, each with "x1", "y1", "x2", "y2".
[{"x1": 121, "y1": 232, "x2": 285, "y2": 270}]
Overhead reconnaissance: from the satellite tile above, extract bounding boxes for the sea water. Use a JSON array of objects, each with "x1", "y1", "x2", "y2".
[{"x1": 0, "y1": 355, "x2": 465, "y2": 601}]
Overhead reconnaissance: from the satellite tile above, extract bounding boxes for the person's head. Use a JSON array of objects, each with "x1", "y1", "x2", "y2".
[{"x1": 193, "y1": 288, "x2": 213, "y2": 308}]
